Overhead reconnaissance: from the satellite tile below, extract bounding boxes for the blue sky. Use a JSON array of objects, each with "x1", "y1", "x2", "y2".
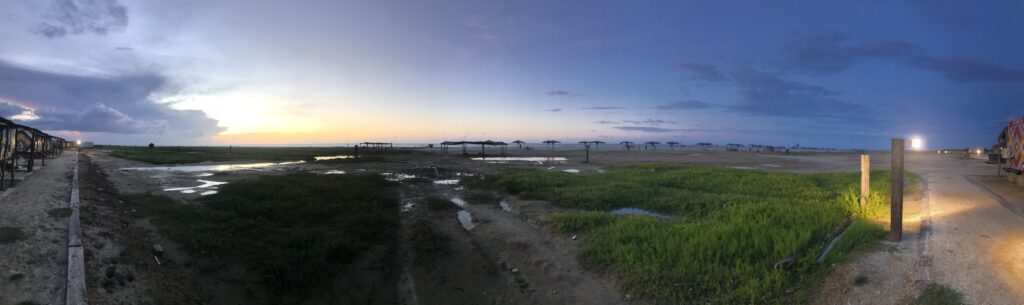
[{"x1": 0, "y1": 0, "x2": 1021, "y2": 149}]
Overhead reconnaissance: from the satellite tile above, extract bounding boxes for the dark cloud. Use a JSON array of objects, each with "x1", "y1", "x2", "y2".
[
  {"x1": 784, "y1": 32, "x2": 1024, "y2": 82},
  {"x1": 33, "y1": 0, "x2": 128, "y2": 39},
  {"x1": 580, "y1": 106, "x2": 625, "y2": 110},
  {"x1": 727, "y1": 67, "x2": 870, "y2": 120},
  {"x1": 622, "y1": 119, "x2": 674, "y2": 125},
  {"x1": 0, "y1": 61, "x2": 224, "y2": 136},
  {"x1": 678, "y1": 63, "x2": 729, "y2": 81},
  {"x1": 614, "y1": 126, "x2": 676, "y2": 133},
  {"x1": 593, "y1": 120, "x2": 618, "y2": 124},
  {"x1": 546, "y1": 90, "x2": 581, "y2": 97},
  {"x1": 656, "y1": 100, "x2": 711, "y2": 110},
  {"x1": 0, "y1": 101, "x2": 28, "y2": 117},
  {"x1": 546, "y1": 108, "x2": 562, "y2": 112}
]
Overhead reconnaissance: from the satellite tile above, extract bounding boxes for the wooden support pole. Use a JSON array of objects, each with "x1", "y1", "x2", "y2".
[
  {"x1": 890, "y1": 138, "x2": 904, "y2": 242},
  {"x1": 584, "y1": 144, "x2": 590, "y2": 163},
  {"x1": 860, "y1": 154, "x2": 870, "y2": 207}
]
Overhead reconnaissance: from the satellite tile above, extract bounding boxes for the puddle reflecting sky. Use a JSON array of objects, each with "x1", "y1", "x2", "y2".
[
  {"x1": 471, "y1": 156, "x2": 567, "y2": 164},
  {"x1": 457, "y1": 210, "x2": 475, "y2": 230},
  {"x1": 314, "y1": 155, "x2": 353, "y2": 161},
  {"x1": 122, "y1": 161, "x2": 305, "y2": 173},
  {"x1": 164, "y1": 180, "x2": 228, "y2": 196},
  {"x1": 609, "y1": 207, "x2": 672, "y2": 219}
]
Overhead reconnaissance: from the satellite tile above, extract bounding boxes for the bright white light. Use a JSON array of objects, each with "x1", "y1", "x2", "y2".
[
  {"x1": 977, "y1": 149, "x2": 983, "y2": 154},
  {"x1": 76, "y1": 140, "x2": 81, "y2": 145},
  {"x1": 910, "y1": 138, "x2": 923, "y2": 150}
]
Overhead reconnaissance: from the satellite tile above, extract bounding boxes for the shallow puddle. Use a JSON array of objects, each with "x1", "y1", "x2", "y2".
[
  {"x1": 451, "y1": 197, "x2": 467, "y2": 207},
  {"x1": 457, "y1": 210, "x2": 475, "y2": 230},
  {"x1": 760, "y1": 163, "x2": 782, "y2": 168},
  {"x1": 499, "y1": 200, "x2": 513, "y2": 212},
  {"x1": 314, "y1": 155, "x2": 353, "y2": 161},
  {"x1": 401, "y1": 200, "x2": 415, "y2": 212},
  {"x1": 728, "y1": 166, "x2": 756, "y2": 170},
  {"x1": 433, "y1": 179, "x2": 459, "y2": 185},
  {"x1": 471, "y1": 157, "x2": 567, "y2": 164},
  {"x1": 562, "y1": 169, "x2": 580, "y2": 173},
  {"x1": 163, "y1": 180, "x2": 228, "y2": 195},
  {"x1": 382, "y1": 172, "x2": 417, "y2": 182},
  {"x1": 322, "y1": 170, "x2": 347, "y2": 175},
  {"x1": 609, "y1": 208, "x2": 672, "y2": 219},
  {"x1": 122, "y1": 161, "x2": 304, "y2": 173}
]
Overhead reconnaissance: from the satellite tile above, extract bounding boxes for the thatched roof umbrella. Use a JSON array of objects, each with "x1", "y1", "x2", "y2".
[
  {"x1": 591, "y1": 140, "x2": 605, "y2": 151},
  {"x1": 542, "y1": 140, "x2": 560, "y2": 151},
  {"x1": 620, "y1": 141, "x2": 634, "y2": 151},
  {"x1": 512, "y1": 140, "x2": 525, "y2": 150},
  {"x1": 644, "y1": 141, "x2": 661, "y2": 150},
  {"x1": 666, "y1": 141, "x2": 679, "y2": 149}
]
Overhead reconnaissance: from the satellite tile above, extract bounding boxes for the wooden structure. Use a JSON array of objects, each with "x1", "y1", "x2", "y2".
[
  {"x1": 542, "y1": 140, "x2": 560, "y2": 151},
  {"x1": 360, "y1": 142, "x2": 393, "y2": 151},
  {"x1": 512, "y1": 140, "x2": 525, "y2": 150},
  {"x1": 439, "y1": 140, "x2": 508, "y2": 156},
  {"x1": 620, "y1": 141, "x2": 634, "y2": 151},
  {"x1": 644, "y1": 141, "x2": 660, "y2": 150},
  {"x1": 1, "y1": 116, "x2": 69, "y2": 190},
  {"x1": 666, "y1": 141, "x2": 680, "y2": 149}
]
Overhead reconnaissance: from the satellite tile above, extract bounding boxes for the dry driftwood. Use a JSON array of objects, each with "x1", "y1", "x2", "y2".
[{"x1": 774, "y1": 214, "x2": 857, "y2": 270}]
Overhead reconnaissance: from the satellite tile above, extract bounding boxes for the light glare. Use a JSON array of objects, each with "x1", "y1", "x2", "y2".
[{"x1": 910, "y1": 138, "x2": 923, "y2": 150}]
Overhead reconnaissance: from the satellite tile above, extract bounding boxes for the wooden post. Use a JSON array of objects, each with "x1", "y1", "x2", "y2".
[
  {"x1": 585, "y1": 144, "x2": 590, "y2": 163},
  {"x1": 890, "y1": 138, "x2": 904, "y2": 242},
  {"x1": 860, "y1": 154, "x2": 870, "y2": 208},
  {"x1": 354, "y1": 145, "x2": 359, "y2": 159}
]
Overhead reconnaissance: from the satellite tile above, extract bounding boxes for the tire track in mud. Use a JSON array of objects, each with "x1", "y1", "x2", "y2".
[{"x1": 914, "y1": 174, "x2": 933, "y2": 287}]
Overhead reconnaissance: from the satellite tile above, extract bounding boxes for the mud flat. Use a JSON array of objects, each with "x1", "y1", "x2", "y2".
[{"x1": 76, "y1": 147, "x2": 1002, "y2": 304}]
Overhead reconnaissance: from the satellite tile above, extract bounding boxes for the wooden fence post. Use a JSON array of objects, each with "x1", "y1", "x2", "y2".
[
  {"x1": 890, "y1": 138, "x2": 904, "y2": 242},
  {"x1": 861, "y1": 154, "x2": 870, "y2": 208}
]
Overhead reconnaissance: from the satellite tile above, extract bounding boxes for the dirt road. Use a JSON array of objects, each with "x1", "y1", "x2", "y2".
[
  {"x1": 0, "y1": 153, "x2": 75, "y2": 305},
  {"x1": 815, "y1": 154, "x2": 1024, "y2": 305}
]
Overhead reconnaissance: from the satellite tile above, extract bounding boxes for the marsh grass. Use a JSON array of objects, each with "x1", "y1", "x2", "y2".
[
  {"x1": 475, "y1": 164, "x2": 913, "y2": 304},
  {"x1": 105, "y1": 146, "x2": 402, "y2": 164},
  {"x1": 911, "y1": 283, "x2": 965, "y2": 305},
  {"x1": 124, "y1": 173, "x2": 399, "y2": 299}
]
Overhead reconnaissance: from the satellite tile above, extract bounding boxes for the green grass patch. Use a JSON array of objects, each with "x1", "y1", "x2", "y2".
[
  {"x1": 123, "y1": 173, "x2": 399, "y2": 299},
  {"x1": 911, "y1": 283, "x2": 965, "y2": 305},
  {"x1": 103, "y1": 145, "x2": 403, "y2": 164},
  {"x1": 475, "y1": 164, "x2": 914, "y2": 304}
]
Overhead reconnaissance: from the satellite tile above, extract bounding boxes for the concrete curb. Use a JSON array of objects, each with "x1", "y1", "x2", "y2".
[{"x1": 65, "y1": 151, "x2": 87, "y2": 305}]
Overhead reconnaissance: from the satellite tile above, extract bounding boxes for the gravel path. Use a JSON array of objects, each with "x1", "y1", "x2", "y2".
[{"x1": 0, "y1": 153, "x2": 76, "y2": 305}]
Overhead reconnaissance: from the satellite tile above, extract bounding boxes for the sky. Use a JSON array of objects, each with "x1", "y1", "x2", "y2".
[{"x1": 0, "y1": 0, "x2": 1022, "y2": 149}]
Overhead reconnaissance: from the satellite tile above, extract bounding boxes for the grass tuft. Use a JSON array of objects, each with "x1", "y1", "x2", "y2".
[
  {"x1": 911, "y1": 283, "x2": 965, "y2": 305},
  {"x1": 0, "y1": 227, "x2": 27, "y2": 244}
]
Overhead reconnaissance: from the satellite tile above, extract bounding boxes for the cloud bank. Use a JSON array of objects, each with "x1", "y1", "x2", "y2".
[{"x1": 0, "y1": 61, "x2": 224, "y2": 137}]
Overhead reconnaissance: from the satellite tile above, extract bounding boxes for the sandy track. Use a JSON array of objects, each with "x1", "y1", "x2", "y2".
[
  {"x1": 814, "y1": 154, "x2": 1024, "y2": 305},
  {"x1": 0, "y1": 153, "x2": 75, "y2": 305}
]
